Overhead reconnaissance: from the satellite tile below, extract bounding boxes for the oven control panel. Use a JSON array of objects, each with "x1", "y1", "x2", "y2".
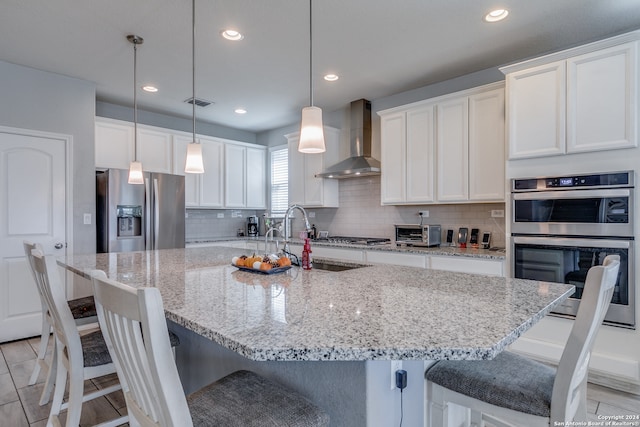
[{"x1": 513, "y1": 171, "x2": 633, "y2": 191}]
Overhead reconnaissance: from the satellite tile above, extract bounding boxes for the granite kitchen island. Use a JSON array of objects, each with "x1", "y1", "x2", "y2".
[{"x1": 60, "y1": 246, "x2": 574, "y2": 427}]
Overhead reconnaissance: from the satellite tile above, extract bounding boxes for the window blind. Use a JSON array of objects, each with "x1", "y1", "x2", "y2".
[{"x1": 270, "y1": 147, "x2": 288, "y2": 216}]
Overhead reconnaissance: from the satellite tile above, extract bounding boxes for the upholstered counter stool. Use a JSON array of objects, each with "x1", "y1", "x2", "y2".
[
  {"x1": 425, "y1": 255, "x2": 620, "y2": 427},
  {"x1": 92, "y1": 270, "x2": 330, "y2": 427}
]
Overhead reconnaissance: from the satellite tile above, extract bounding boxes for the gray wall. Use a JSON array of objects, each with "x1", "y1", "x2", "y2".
[
  {"x1": 0, "y1": 60, "x2": 96, "y2": 255},
  {"x1": 97, "y1": 101, "x2": 257, "y2": 144}
]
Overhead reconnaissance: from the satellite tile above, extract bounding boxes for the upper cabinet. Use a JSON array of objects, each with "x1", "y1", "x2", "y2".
[
  {"x1": 96, "y1": 117, "x2": 266, "y2": 209},
  {"x1": 379, "y1": 82, "x2": 505, "y2": 205},
  {"x1": 286, "y1": 127, "x2": 340, "y2": 208},
  {"x1": 95, "y1": 118, "x2": 172, "y2": 173},
  {"x1": 224, "y1": 142, "x2": 266, "y2": 209},
  {"x1": 380, "y1": 105, "x2": 435, "y2": 204},
  {"x1": 95, "y1": 118, "x2": 134, "y2": 169},
  {"x1": 502, "y1": 34, "x2": 638, "y2": 159}
]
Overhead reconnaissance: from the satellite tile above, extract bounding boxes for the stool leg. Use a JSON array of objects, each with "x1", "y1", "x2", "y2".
[
  {"x1": 39, "y1": 338, "x2": 57, "y2": 406},
  {"x1": 29, "y1": 313, "x2": 50, "y2": 385}
]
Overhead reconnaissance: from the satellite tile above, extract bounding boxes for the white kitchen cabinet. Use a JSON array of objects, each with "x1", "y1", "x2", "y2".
[
  {"x1": 380, "y1": 82, "x2": 505, "y2": 205},
  {"x1": 567, "y1": 43, "x2": 637, "y2": 153},
  {"x1": 366, "y1": 250, "x2": 426, "y2": 268},
  {"x1": 95, "y1": 118, "x2": 134, "y2": 169},
  {"x1": 468, "y1": 88, "x2": 506, "y2": 201},
  {"x1": 224, "y1": 143, "x2": 266, "y2": 209},
  {"x1": 503, "y1": 37, "x2": 638, "y2": 159},
  {"x1": 246, "y1": 147, "x2": 266, "y2": 209},
  {"x1": 172, "y1": 134, "x2": 199, "y2": 207},
  {"x1": 286, "y1": 127, "x2": 339, "y2": 208},
  {"x1": 428, "y1": 255, "x2": 504, "y2": 276},
  {"x1": 199, "y1": 137, "x2": 225, "y2": 208},
  {"x1": 96, "y1": 118, "x2": 173, "y2": 173},
  {"x1": 136, "y1": 125, "x2": 173, "y2": 173},
  {"x1": 380, "y1": 105, "x2": 435, "y2": 204},
  {"x1": 505, "y1": 61, "x2": 566, "y2": 159},
  {"x1": 225, "y1": 143, "x2": 246, "y2": 208},
  {"x1": 288, "y1": 244, "x2": 365, "y2": 262},
  {"x1": 436, "y1": 97, "x2": 469, "y2": 201}
]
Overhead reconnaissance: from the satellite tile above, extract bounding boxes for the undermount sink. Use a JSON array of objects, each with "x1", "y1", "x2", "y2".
[{"x1": 310, "y1": 260, "x2": 367, "y2": 272}]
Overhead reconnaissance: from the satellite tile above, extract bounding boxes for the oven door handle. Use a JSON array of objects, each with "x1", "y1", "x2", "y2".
[
  {"x1": 512, "y1": 188, "x2": 631, "y2": 200},
  {"x1": 512, "y1": 235, "x2": 631, "y2": 249}
]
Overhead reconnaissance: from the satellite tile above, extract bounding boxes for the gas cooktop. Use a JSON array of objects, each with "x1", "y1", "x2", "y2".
[{"x1": 315, "y1": 236, "x2": 391, "y2": 246}]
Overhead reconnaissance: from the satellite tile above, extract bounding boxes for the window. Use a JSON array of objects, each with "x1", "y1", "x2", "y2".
[{"x1": 270, "y1": 146, "x2": 288, "y2": 216}]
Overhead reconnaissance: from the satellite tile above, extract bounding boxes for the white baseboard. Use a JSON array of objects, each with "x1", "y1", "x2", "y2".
[{"x1": 510, "y1": 337, "x2": 640, "y2": 394}]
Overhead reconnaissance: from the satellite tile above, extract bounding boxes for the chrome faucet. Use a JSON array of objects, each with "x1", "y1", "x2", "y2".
[
  {"x1": 264, "y1": 224, "x2": 281, "y2": 253},
  {"x1": 282, "y1": 204, "x2": 312, "y2": 256}
]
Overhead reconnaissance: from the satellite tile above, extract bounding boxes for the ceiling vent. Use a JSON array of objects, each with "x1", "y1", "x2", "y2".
[{"x1": 184, "y1": 97, "x2": 214, "y2": 107}]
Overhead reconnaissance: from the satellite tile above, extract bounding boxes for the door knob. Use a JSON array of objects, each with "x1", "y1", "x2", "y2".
[{"x1": 54, "y1": 243, "x2": 64, "y2": 249}]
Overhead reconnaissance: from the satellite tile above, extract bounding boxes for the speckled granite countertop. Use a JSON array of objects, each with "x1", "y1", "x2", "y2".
[
  {"x1": 187, "y1": 237, "x2": 506, "y2": 260},
  {"x1": 60, "y1": 246, "x2": 571, "y2": 362}
]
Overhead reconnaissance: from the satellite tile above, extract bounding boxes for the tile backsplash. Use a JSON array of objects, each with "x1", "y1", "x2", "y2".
[{"x1": 186, "y1": 176, "x2": 506, "y2": 248}]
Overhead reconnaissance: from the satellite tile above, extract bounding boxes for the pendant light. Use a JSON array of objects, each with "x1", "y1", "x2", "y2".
[
  {"x1": 185, "y1": 0, "x2": 205, "y2": 173},
  {"x1": 298, "y1": 0, "x2": 325, "y2": 153},
  {"x1": 127, "y1": 35, "x2": 145, "y2": 184}
]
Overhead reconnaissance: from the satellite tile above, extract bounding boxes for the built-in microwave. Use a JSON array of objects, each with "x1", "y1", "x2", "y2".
[{"x1": 395, "y1": 224, "x2": 441, "y2": 247}]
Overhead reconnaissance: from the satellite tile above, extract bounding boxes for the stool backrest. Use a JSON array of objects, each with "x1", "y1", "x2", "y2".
[
  {"x1": 30, "y1": 251, "x2": 83, "y2": 364},
  {"x1": 91, "y1": 271, "x2": 192, "y2": 427},
  {"x1": 551, "y1": 255, "x2": 620, "y2": 421}
]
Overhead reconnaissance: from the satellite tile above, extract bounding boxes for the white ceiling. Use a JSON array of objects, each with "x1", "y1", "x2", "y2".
[{"x1": 2, "y1": 0, "x2": 640, "y2": 133}]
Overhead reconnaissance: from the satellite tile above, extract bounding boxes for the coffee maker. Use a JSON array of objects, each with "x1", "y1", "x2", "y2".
[{"x1": 247, "y1": 215, "x2": 259, "y2": 237}]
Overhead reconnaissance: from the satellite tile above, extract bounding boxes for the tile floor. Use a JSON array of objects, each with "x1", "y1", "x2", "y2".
[{"x1": 1, "y1": 336, "x2": 639, "y2": 426}]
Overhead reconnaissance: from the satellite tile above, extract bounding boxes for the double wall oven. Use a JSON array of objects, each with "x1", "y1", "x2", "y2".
[{"x1": 511, "y1": 171, "x2": 634, "y2": 328}]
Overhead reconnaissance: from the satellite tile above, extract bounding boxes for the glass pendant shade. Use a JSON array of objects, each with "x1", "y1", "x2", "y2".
[
  {"x1": 185, "y1": 142, "x2": 205, "y2": 173},
  {"x1": 128, "y1": 161, "x2": 144, "y2": 184},
  {"x1": 299, "y1": 106, "x2": 326, "y2": 153}
]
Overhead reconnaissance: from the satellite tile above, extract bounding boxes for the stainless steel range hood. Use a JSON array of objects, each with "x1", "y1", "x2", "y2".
[{"x1": 316, "y1": 99, "x2": 381, "y2": 179}]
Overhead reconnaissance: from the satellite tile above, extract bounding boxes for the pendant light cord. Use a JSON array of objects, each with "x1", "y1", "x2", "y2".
[
  {"x1": 309, "y1": 0, "x2": 314, "y2": 107},
  {"x1": 133, "y1": 39, "x2": 138, "y2": 161},
  {"x1": 192, "y1": 0, "x2": 196, "y2": 144}
]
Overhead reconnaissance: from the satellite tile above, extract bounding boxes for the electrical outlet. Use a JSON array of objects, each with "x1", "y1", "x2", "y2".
[
  {"x1": 83, "y1": 213, "x2": 91, "y2": 225},
  {"x1": 491, "y1": 209, "x2": 504, "y2": 218},
  {"x1": 308, "y1": 211, "x2": 316, "y2": 218},
  {"x1": 390, "y1": 360, "x2": 402, "y2": 390},
  {"x1": 217, "y1": 213, "x2": 224, "y2": 219},
  {"x1": 418, "y1": 210, "x2": 429, "y2": 218}
]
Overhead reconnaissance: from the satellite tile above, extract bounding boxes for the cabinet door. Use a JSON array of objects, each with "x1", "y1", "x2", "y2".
[
  {"x1": 286, "y1": 129, "x2": 338, "y2": 208},
  {"x1": 225, "y1": 144, "x2": 246, "y2": 207},
  {"x1": 469, "y1": 88, "x2": 505, "y2": 201},
  {"x1": 246, "y1": 146, "x2": 266, "y2": 209},
  {"x1": 287, "y1": 136, "x2": 305, "y2": 206},
  {"x1": 406, "y1": 106, "x2": 435, "y2": 203},
  {"x1": 173, "y1": 134, "x2": 199, "y2": 206},
  {"x1": 95, "y1": 119, "x2": 133, "y2": 169},
  {"x1": 380, "y1": 112, "x2": 406, "y2": 204},
  {"x1": 506, "y1": 61, "x2": 566, "y2": 159},
  {"x1": 199, "y1": 138, "x2": 224, "y2": 208},
  {"x1": 137, "y1": 126, "x2": 173, "y2": 174},
  {"x1": 436, "y1": 97, "x2": 469, "y2": 201},
  {"x1": 567, "y1": 42, "x2": 638, "y2": 153}
]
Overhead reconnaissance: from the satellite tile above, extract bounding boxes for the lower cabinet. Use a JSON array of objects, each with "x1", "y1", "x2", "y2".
[
  {"x1": 428, "y1": 255, "x2": 504, "y2": 276},
  {"x1": 366, "y1": 251, "x2": 426, "y2": 268}
]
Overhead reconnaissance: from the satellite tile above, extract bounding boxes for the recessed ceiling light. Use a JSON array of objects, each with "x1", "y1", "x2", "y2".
[
  {"x1": 142, "y1": 85, "x2": 158, "y2": 93},
  {"x1": 484, "y1": 9, "x2": 509, "y2": 22},
  {"x1": 234, "y1": 108, "x2": 247, "y2": 114},
  {"x1": 324, "y1": 74, "x2": 339, "y2": 82},
  {"x1": 221, "y1": 30, "x2": 244, "y2": 41}
]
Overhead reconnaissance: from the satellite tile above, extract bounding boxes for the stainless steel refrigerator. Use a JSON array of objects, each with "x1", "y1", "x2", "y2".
[{"x1": 96, "y1": 169, "x2": 185, "y2": 253}]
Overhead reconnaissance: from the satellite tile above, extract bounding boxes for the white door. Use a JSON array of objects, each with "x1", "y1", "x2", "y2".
[{"x1": 0, "y1": 128, "x2": 67, "y2": 342}]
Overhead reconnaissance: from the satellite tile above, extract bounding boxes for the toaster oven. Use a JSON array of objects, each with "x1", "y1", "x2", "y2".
[{"x1": 395, "y1": 224, "x2": 441, "y2": 247}]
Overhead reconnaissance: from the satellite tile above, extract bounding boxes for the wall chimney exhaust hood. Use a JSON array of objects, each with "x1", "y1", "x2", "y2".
[{"x1": 316, "y1": 99, "x2": 381, "y2": 179}]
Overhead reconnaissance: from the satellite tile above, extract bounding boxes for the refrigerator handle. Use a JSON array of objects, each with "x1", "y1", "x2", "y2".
[
  {"x1": 153, "y1": 178, "x2": 160, "y2": 250},
  {"x1": 145, "y1": 177, "x2": 151, "y2": 250}
]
